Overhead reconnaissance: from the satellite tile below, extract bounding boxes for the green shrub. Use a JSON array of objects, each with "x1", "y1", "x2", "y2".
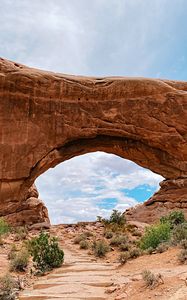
[
  {"x1": 28, "y1": 232, "x2": 64, "y2": 273},
  {"x1": 92, "y1": 240, "x2": 109, "y2": 257},
  {"x1": 10, "y1": 248, "x2": 29, "y2": 272},
  {"x1": 178, "y1": 249, "x2": 187, "y2": 264},
  {"x1": 101, "y1": 210, "x2": 126, "y2": 227},
  {"x1": 110, "y1": 235, "x2": 128, "y2": 246},
  {"x1": 0, "y1": 218, "x2": 10, "y2": 236},
  {"x1": 108, "y1": 210, "x2": 126, "y2": 225},
  {"x1": 119, "y1": 252, "x2": 129, "y2": 265},
  {"x1": 160, "y1": 211, "x2": 185, "y2": 229},
  {"x1": 79, "y1": 240, "x2": 89, "y2": 249},
  {"x1": 139, "y1": 223, "x2": 171, "y2": 250},
  {"x1": 0, "y1": 273, "x2": 18, "y2": 299}
]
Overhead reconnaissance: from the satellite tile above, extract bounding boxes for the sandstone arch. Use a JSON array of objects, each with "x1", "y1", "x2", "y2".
[{"x1": 0, "y1": 58, "x2": 187, "y2": 226}]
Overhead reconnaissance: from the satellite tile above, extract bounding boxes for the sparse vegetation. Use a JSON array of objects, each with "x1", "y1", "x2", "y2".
[
  {"x1": 131, "y1": 228, "x2": 142, "y2": 237},
  {"x1": 28, "y1": 232, "x2": 64, "y2": 273},
  {"x1": 104, "y1": 231, "x2": 113, "y2": 239},
  {"x1": 156, "y1": 243, "x2": 169, "y2": 253},
  {"x1": 0, "y1": 273, "x2": 18, "y2": 300},
  {"x1": 107, "y1": 210, "x2": 126, "y2": 225},
  {"x1": 110, "y1": 235, "x2": 128, "y2": 246},
  {"x1": 10, "y1": 248, "x2": 29, "y2": 272},
  {"x1": 79, "y1": 240, "x2": 89, "y2": 249},
  {"x1": 180, "y1": 239, "x2": 187, "y2": 249},
  {"x1": 73, "y1": 234, "x2": 87, "y2": 244},
  {"x1": 0, "y1": 218, "x2": 10, "y2": 236},
  {"x1": 145, "y1": 247, "x2": 154, "y2": 255},
  {"x1": 13, "y1": 226, "x2": 28, "y2": 241},
  {"x1": 172, "y1": 223, "x2": 187, "y2": 244},
  {"x1": 8, "y1": 244, "x2": 17, "y2": 261},
  {"x1": 178, "y1": 249, "x2": 187, "y2": 264},
  {"x1": 84, "y1": 231, "x2": 93, "y2": 238},
  {"x1": 98, "y1": 210, "x2": 126, "y2": 227},
  {"x1": 129, "y1": 247, "x2": 141, "y2": 259},
  {"x1": 142, "y1": 270, "x2": 163, "y2": 289},
  {"x1": 119, "y1": 252, "x2": 129, "y2": 264},
  {"x1": 92, "y1": 240, "x2": 109, "y2": 257},
  {"x1": 119, "y1": 242, "x2": 129, "y2": 252}
]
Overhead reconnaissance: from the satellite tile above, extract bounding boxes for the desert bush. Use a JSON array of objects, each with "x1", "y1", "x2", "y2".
[
  {"x1": 110, "y1": 235, "x2": 128, "y2": 247},
  {"x1": 92, "y1": 240, "x2": 109, "y2": 257},
  {"x1": 180, "y1": 239, "x2": 187, "y2": 249},
  {"x1": 79, "y1": 240, "x2": 89, "y2": 249},
  {"x1": 0, "y1": 273, "x2": 18, "y2": 300},
  {"x1": 28, "y1": 232, "x2": 64, "y2": 273},
  {"x1": 172, "y1": 223, "x2": 187, "y2": 244},
  {"x1": 144, "y1": 247, "x2": 154, "y2": 255},
  {"x1": 119, "y1": 252, "x2": 129, "y2": 265},
  {"x1": 10, "y1": 248, "x2": 29, "y2": 272},
  {"x1": 108, "y1": 210, "x2": 126, "y2": 225},
  {"x1": 8, "y1": 244, "x2": 17, "y2": 260},
  {"x1": 131, "y1": 228, "x2": 142, "y2": 237},
  {"x1": 0, "y1": 218, "x2": 10, "y2": 236},
  {"x1": 156, "y1": 243, "x2": 169, "y2": 253},
  {"x1": 84, "y1": 231, "x2": 93, "y2": 238},
  {"x1": 139, "y1": 223, "x2": 171, "y2": 250},
  {"x1": 129, "y1": 247, "x2": 141, "y2": 259},
  {"x1": 97, "y1": 216, "x2": 103, "y2": 222},
  {"x1": 104, "y1": 231, "x2": 113, "y2": 239},
  {"x1": 13, "y1": 226, "x2": 28, "y2": 241},
  {"x1": 73, "y1": 234, "x2": 86, "y2": 244},
  {"x1": 142, "y1": 270, "x2": 163, "y2": 288},
  {"x1": 160, "y1": 211, "x2": 185, "y2": 229},
  {"x1": 119, "y1": 242, "x2": 129, "y2": 252},
  {"x1": 178, "y1": 249, "x2": 187, "y2": 264},
  {"x1": 101, "y1": 210, "x2": 126, "y2": 227}
]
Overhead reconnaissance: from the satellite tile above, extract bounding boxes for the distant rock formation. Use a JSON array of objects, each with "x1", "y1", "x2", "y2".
[{"x1": 0, "y1": 58, "x2": 186, "y2": 225}]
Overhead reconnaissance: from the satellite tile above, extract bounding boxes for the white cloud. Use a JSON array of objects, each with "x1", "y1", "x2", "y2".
[
  {"x1": 36, "y1": 152, "x2": 163, "y2": 224},
  {"x1": 1, "y1": 0, "x2": 185, "y2": 78}
]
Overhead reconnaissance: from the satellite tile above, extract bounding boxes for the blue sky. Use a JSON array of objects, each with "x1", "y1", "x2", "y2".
[{"x1": 1, "y1": 0, "x2": 186, "y2": 223}]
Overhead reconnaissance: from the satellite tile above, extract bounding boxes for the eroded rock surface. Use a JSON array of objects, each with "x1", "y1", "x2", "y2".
[{"x1": 0, "y1": 58, "x2": 187, "y2": 225}]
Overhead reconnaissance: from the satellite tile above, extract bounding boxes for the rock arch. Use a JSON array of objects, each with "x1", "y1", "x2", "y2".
[{"x1": 0, "y1": 58, "x2": 187, "y2": 226}]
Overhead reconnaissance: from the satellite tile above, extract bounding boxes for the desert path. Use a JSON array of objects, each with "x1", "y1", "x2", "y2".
[{"x1": 19, "y1": 241, "x2": 119, "y2": 300}]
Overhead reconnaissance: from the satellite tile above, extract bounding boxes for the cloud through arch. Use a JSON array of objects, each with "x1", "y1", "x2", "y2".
[{"x1": 36, "y1": 152, "x2": 163, "y2": 224}]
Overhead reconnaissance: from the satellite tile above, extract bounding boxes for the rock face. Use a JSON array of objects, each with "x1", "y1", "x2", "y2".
[{"x1": 0, "y1": 58, "x2": 187, "y2": 225}]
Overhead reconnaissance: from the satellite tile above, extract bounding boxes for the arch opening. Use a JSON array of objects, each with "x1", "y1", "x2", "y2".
[{"x1": 35, "y1": 151, "x2": 163, "y2": 224}]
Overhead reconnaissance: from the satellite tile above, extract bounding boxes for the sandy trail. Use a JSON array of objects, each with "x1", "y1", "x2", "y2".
[{"x1": 19, "y1": 241, "x2": 119, "y2": 300}]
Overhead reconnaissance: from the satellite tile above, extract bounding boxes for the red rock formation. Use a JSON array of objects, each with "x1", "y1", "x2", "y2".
[{"x1": 0, "y1": 58, "x2": 186, "y2": 225}]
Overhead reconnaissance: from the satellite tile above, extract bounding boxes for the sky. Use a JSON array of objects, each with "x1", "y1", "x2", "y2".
[{"x1": 1, "y1": 0, "x2": 186, "y2": 223}]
